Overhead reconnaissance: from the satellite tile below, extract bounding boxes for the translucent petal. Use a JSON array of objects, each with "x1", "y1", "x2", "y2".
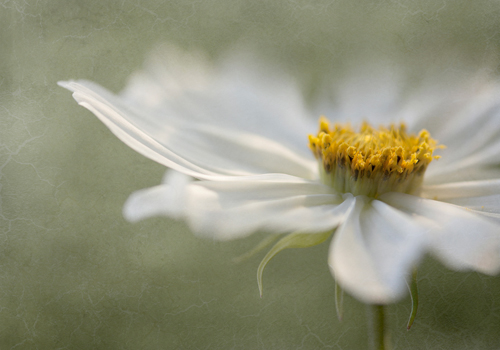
[
  {"x1": 423, "y1": 165, "x2": 500, "y2": 186},
  {"x1": 421, "y1": 179, "x2": 500, "y2": 200},
  {"x1": 58, "y1": 80, "x2": 316, "y2": 179},
  {"x1": 423, "y1": 85, "x2": 500, "y2": 182},
  {"x1": 426, "y1": 138, "x2": 500, "y2": 183},
  {"x1": 123, "y1": 171, "x2": 192, "y2": 221},
  {"x1": 427, "y1": 84, "x2": 500, "y2": 162},
  {"x1": 119, "y1": 45, "x2": 317, "y2": 159},
  {"x1": 440, "y1": 195, "x2": 500, "y2": 216},
  {"x1": 125, "y1": 174, "x2": 353, "y2": 240}
]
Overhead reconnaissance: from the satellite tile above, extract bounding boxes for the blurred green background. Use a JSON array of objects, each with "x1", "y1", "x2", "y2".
[{"x1": 2, "y1": 0, "x2": 500, "y2": 349}]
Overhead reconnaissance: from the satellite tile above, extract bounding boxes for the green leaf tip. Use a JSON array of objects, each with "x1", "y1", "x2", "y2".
[
  {"x1": 257, "y1": 230, "x2": 333, "y2": 298},
  {"x1": 406, "y1": 268, "x2": 419, "y2": 330}
]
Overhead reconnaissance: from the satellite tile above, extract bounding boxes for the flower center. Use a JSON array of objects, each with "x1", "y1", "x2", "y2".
[{"x1": 308, "y1": 117, "x2": 442, "y2": 198}]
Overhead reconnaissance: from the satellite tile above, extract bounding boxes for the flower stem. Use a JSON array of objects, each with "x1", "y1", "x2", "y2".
[{"x1": 370, "y1": 304, "x2": 390, "y2": 350}]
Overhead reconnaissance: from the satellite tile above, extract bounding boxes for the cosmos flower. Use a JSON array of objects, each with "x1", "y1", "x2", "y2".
[{"x1": 58, "y1": 46, "x2": 500, "y2": 305}]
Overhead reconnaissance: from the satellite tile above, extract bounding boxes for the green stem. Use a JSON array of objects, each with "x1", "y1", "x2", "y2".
[{"x1": 370, "y1": 304, "x2": 390, "y2": 350}]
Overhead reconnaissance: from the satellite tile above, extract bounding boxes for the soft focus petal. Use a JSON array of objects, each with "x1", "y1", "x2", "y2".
[
  {"x1": 421, "y1": 179, "x2": 500, "y2": 200},
  {"x1": 423, "y1": 84, "x2": 500, "y2": 183},
  {"x1": 423, "y1": 180, "x2": 500, "y2": 220},
  {"x1": 426, "y1": 142, "x2": 500, "y2": 184},
  {"x1": 124, "y1": 170, "x2": 192, "y2": 221},
  {"x1": 382, "y1": 192, "x2": 500, "y2": 275},
  {"x1": 428, "y1": 83, "x2": 500, "y2": 160},
  {"x1": 315, "y1": 65, "x2": 483, "y2": 133},
  {"x1": 424, "y1": 166, "x2": 500, "y2": 185},
  {"x1": 329, "y1": 196, "x2": 426, "y2": 304},
  {"x1": 442, "y1": 195, "x2": 500, "y2": 214},
  {"x1": 58, "y1": 80, "x2": 316, "y2": 179},
  {"x1": 321, "y1": 66, "x2": 404, "y2": 126},
  {"x1": 443, "y1": 195, "x2": 500, "y2": 224},
  {"x1": 120, "y1": 45, "x2": 317, "y2": 159},
  {"x1": 125, "y1": 174, "x2": 351, "y2": 240},
  {"x1": 58, "y1": 80, "x2": 217, "y2": 179}
]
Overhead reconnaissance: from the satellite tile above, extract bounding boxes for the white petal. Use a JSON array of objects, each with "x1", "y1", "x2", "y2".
[
  {"x1": 318, "y1": 65, "x2": 404, "y2": 126},
  {"x1": 424, "y1": 165, "x2": 500, "y2": 186},
  {"x1": 125, "y1": 174, "x2": 351, "y2": 240},
  {"x1": 120, "y1": 45, "x2": 317, "y2": 159},
  {"x1": 121, "y1": 44, "x2": 213, "y2": 104},
  {"x1": 443, "y1": 195, "x2": 500, "y2": 218},
  {"x1": 124, "y1": 170, "x2": 192, "y2": 221},
  {"x1": 426, "y1": 140, "x2": 500, "y2": 183},
  {"x1": 329, "y1": 196, "x2": 426, "y2": 304},
  {"x1": 441, "y1": 115, "x2": 500, "y2": 165},
  {"x1": 428, "y1": 83, "x2": 500, "y2": 160},
  {"x1": 59, "y1": 80, "x2": 217, "y2": 179},
  {"x1": 423, "y1": 84, "x2": 500, "y2": 182},
  {"x1": 421, "y1": 179, "x2": 500, "y2": 200},
  {"x1": 59, "y1": 80, "x2": 316, "y2": 179},
  {"x1": 314, "y1": 65, "x2": 474, "y2": 133},
  {"x1": 381, "y1": 192, "x2": 500, "y2": 275},
  {"x1": 187, "y1": 179, "x2": 353, "y2": 240}
]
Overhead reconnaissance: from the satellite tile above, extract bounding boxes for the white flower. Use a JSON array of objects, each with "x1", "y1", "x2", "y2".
[{"x1": 58, "y1": 46, "x2": 500, "y2": 305}]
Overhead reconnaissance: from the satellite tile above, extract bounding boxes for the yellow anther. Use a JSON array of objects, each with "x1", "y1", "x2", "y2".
[
  {"x1": 321, "y1": 134, "x2": 333, "y2": 150},
  {"x1": 319, "y1": 116, "x2": 330, "y2": 133}
]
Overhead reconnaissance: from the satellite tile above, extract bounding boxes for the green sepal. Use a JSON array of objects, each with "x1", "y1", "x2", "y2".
[
  {"x1": 406, "y1": 268, "x2": 419, "y2": 330},
  {"x1": 335, "y1": 280, "x2": 344, "y2": 321},
  {"x1": 257, "y1": 230, "x2": 333, "y2": 297},
  {"x1": 233, "y1": 234, "x2": 282, "y2": 264}
]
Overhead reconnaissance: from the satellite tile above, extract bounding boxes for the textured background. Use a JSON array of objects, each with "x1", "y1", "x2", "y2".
[{"x1": 2, "y1": 0, "x2": 500, "y2": 349}]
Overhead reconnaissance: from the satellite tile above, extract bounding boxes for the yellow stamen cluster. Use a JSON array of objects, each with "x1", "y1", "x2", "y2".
[{"x1": 309, "y1": 117, "x2": 442, "y2": 197}]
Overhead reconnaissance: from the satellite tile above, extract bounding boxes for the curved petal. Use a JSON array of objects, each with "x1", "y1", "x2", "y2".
[
  {"x1": 59, "y1": 80, "x2": 216, "y2": 180},
  {"x1": 396, "y1": 83, "x2": 500, "y2": 185},
  {"x1": 59, "y1": 80, "x2": 316, "y2": 179},
  {"x1": 124, "y1": 170, "x2": 193, "y2": 221},
  {"x1": 423, "y1": 180, "x2": 500, "y2": 218},
  {"x1": 424, "y1": 166, "x2": 500, "y2": 186},
  {"x1": 422, "y1": 179, "x2": 500, "y2": 199},
  {"x1": 329, "y1": 196, "x2": 426, "y2": 304},
  {"x1": 120, "y1": 45, "x2": 317, "y2": 159},
  {"x1": 422, "y1": 84, "x2": 500, "y2": 183},
  {"x1": 324, "y1": 67, "x2": 404, "y2": 126},
  {"x1": 422, "y1": 178, "x2": 500, "y2": 200},
  {"x1": 314, "y1": 65, "x2": 487, "y2": 135},
  {"x1": 425, "y1": 141, "x2": 500, "y2": 184},
  {"x1": 124, "y1": 174, "x2": 351, "y2": 240},
  {"x1": 443, "y1": 195, "x2": 500, "y2": 217},
  {"x1": 381, "y1": 192, "x2": 500, "y2": 275},
  {"x1": 427, "y1": 83, "x2": 500, "y2": 161}
]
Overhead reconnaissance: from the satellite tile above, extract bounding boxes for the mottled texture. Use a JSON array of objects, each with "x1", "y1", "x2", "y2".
[{"x1": 2, "y1": 0, "x2": 500, "y2": 349}]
